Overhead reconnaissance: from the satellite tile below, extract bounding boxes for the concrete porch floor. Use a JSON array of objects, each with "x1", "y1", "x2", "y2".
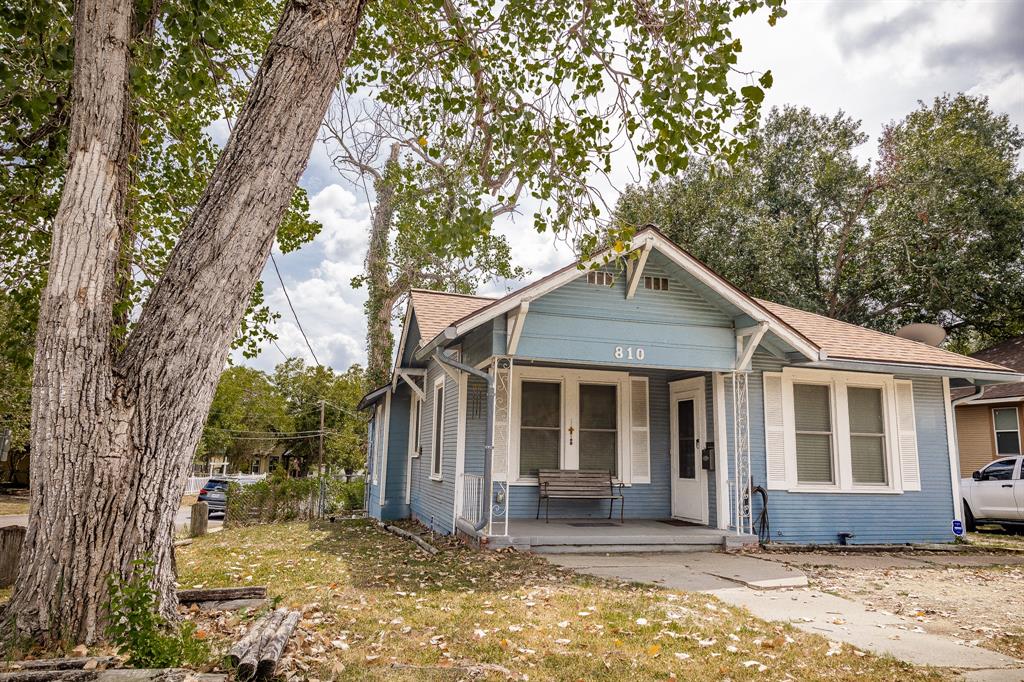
[{"x1": 482, "y1": 518, "x2": 758, "y2": 553}]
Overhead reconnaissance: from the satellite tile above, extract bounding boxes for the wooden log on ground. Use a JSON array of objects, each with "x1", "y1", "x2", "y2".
[
  {"x1": 0, "y1": 658, "x2": 114, "y2": 672},
  {"x1": 0, "y1": 669, "x2": 227, "y2": 682},
  {"x1": 237, "y1": 609, "x2": 287, "y2": 680},
  {"x1": 177, "y1": 586, "x2": 267, "y2": 603},
  {"x1": 227, "y1": 611, "x2": 274, "y2": 667},
  {"x1": 383, "y1": 524, "x2": 438, "y2": 555},
  {"x1": 195, "y1": 598, "x2": 267, "y2": 612},
  {"x1": 190, "y1": 502, "x2": 209, "y2": 537},
  {"x1": 0, "y1": 672, "x2": 94, "y2": 681},
  {"x1": 255, "y1": 610, "x2": 301, "y2": 679},
  {"x1": 0, "y1": 525, "x2": 26, "y2": 588}
]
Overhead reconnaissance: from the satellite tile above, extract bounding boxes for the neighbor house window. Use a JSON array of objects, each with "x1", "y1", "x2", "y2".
[
  {"x1": 586, "y1": 271, "x2": 614, "y2": 286},
  {"x1": 519, "y1": 381, "x2": 561, "y2": 476},
  {"x1": 848, "y1": 386, "x2": 887, "y2": 485},
  {"x1": 793, "y1": 383, "x2": 834, "y2": 484},
  {"x1": 993, "y1": 408, "x2": 1021, "y2": 455},
  {"x1": 578, "y1": 384, "x2": 618, "y2": 476},
  {"x1": 643, "y1": 276, "x2": 669, "y2": 291},
  {"x1": 431, "y1": 379, "x2": 444, "y2": 479}
]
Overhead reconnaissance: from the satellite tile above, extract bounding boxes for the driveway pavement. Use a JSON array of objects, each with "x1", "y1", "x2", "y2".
[{"x1": 548, "y1": 551, "x2": 1024, "y2": 679}]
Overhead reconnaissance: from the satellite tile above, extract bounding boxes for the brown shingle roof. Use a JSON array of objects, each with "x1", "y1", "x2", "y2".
[
  {"x1": 408, "y1": 289, "x2": 494, "y2": 347},
  {"x1": 755, "y1": 299, "x2": 1014, "y2": 374},
  {"x1": 958, "y1": 335, "x2": 1024, "y2": 401}
]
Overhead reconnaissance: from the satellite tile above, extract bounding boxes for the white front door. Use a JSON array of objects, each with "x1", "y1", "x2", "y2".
[{"x1": 670, "y1": 379, "x2": 706, "y2": 523}]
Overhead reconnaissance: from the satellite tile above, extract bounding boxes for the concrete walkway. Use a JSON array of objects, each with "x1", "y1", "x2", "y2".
[{"x1": 548, "y1": 551, "x2": 1024, "y2": 679}]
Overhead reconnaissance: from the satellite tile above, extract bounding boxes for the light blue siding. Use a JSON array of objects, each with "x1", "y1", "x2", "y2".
[
  {"x1": 380, "y1": 388, "x2": 411, "y2": 520},
  {"x1": 506, "y1": 369, "x2": 673, "y2": 519},
  {"x1": 408, "y1": 359, "x2": 460, "y2": 533},
  {"x1": 515, "y1": 257, "x2": 738, "y2": 371},
  {"x1": 724, "y1": 354, "x2": 956, "y2": 544}
]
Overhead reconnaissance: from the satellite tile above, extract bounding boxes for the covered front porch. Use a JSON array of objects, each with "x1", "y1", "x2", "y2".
[{"x1": 480, "y1": 518, "x2": 757, "y2": 553}]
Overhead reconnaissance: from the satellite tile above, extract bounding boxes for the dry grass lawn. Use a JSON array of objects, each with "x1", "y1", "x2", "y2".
[{"x1": 176, "y1": 520, "x2": 941, "y2": 681}]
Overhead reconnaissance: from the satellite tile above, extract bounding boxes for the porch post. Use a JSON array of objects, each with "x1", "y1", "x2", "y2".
[
  {"x1": 489, "y1": 356, "x2": 513, "y2": 536},
  {"x1": 731, "y1": 371, "x2": 752, "y2": 536}
]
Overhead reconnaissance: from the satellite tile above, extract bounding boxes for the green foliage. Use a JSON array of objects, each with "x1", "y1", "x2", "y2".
[
  {"x1": 226, "y1": 471, "x2": 362, "y2": 524},
  {"x1": 0, "y1": 0, "x2": 321, "y2": 356},
  {"x1": 198, "y1": 360, "x2": 367, "y2": 474},
  {"x1": 339, "y1": 0, "x2": 787, "y2": 258},
  {"x1": 106, "y1": 558, "x2": 211, "y2": 668},
  {"x1": 617, "y1": 95, "x2": 1024, "y2": 350}
]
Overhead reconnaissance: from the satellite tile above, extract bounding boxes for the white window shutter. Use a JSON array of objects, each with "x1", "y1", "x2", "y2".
[
  {"x1": 630, "y1": 377, "x2": 651, "y2": 484},
  {"x1": 894, "y1": 380, "x2": 921, "y2": 491},
  {"x1": 763, "y1": 372, "x2": 788, "y2": 489}
]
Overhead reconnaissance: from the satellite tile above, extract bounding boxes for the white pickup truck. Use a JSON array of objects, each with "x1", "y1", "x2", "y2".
[{"x1": 961, "y1": 455, "x2": 1024, "y2": 532}]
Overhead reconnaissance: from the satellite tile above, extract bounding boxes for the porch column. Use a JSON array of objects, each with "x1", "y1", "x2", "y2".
[
  {"x1": 730, "y1": 371, "x2": 752, "y2": 535},
  {"x1": 489, "y1": 356, "x2": 513, "y2": 536}
]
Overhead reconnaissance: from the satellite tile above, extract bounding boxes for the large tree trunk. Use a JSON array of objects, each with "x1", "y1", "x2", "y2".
[
  {"x1": 363, "y1": 145, "x2": 400, "y2": 387},
  {"x1": 5, "y1": 0, "x2": 367, "y2": 644}
]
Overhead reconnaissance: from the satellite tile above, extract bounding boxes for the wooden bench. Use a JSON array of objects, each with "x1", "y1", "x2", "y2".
[{"x1": 536, "y1": 469, "x2": 624, "y2": 523}]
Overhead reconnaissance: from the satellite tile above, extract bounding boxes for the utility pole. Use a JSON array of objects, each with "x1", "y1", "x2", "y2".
[{"x1": 317, "y1": 399, "x2": 325, "y2": 517}]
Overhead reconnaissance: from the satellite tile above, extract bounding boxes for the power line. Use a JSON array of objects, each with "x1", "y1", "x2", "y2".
[{"x1": 269, "y1": 252, "x2": 321, "y2": 368}]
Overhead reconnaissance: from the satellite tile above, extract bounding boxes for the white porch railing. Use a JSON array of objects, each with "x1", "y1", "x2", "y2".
[
  {"x1": 184, "y1": 473, "x2": 267, "y2": 495},
  {"x1": 459, "y1": 473, "x2": 486, "y2": 525}
]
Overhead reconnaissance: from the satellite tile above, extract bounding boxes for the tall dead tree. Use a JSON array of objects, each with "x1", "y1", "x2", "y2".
[{"x1": 4, "y1": 0, "x2": 366, "y2": 644}]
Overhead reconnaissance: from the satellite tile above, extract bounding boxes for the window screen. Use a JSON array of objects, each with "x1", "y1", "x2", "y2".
[
  {"x1": 848, "y1": 386, "x2": 887, "y2": 485},
  {"x1": 432, "y1": 385, "x2": 444, "y2": 476},
  {"x1": 794, "y1": 383, "x2": 834, "y2": 484},
  {"x1": 579, "y1": 384, "x2": 618, "y2": 476},
  {"x1": 519, "y1": 381, "x2": 561, "y2": 476}
]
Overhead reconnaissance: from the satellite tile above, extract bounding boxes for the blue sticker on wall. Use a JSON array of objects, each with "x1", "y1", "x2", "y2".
[{"x1": 952, "y1": 519, "x2": 965, "y2": 537}]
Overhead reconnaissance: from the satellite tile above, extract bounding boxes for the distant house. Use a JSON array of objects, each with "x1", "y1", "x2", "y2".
[
  {"x1": 952, "y1": 336, "x2": 1024, "y2": 477},
  {"x1": 359, "y1": 227, "x2": 1022, "y2": 548}
]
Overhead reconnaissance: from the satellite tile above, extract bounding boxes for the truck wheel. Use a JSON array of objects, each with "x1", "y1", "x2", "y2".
[{"x1": 963, "y1": 503, "x2": 976, "y2": 532}]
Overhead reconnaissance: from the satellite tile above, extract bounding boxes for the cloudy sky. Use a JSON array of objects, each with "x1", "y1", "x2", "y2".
[{"x1": 239, "y1": 0, "x2": 1024, "y2": 374}]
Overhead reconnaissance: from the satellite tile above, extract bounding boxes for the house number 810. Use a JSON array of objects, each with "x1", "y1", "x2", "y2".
[{"x1": 614, "y1": 346, "x2": 645, "y2": 361}]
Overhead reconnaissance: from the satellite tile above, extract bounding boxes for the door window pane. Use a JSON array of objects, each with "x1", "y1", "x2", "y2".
[
  {"x1": 579, "y1": 384, "x2": 618, "y2": 476},
  {"x1": 848, "y1": 387, "x2": 887, "y2": 485},
  {"x1": 794, "y1": 384, "x2": 834, "y2": 484},
  {"x1": 520, "y1": 381, "x2": 561, "y2": 476},
  {"x1": 677, "y1": 399, "x2": 696, "y2": 479}
]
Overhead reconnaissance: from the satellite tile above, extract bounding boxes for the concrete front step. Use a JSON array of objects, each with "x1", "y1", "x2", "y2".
[{"x1": 528, "y1": 542, "x2": 724, "y2": 554}]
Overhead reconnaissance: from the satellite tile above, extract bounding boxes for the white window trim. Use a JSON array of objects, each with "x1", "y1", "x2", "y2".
[
  {"x1": 409, "y1": 394, "x2": 422, "y2": 459},
  {"x1": 430, "y1": 376, "x2": 445, "y2": 481},
  {"x1": 781, "y1": 368, "x2": 904, "y2": 494},
  {"x1": 992, "y1": 406, "x2": 1021, "y2": 456},
  {"x1": 508, "y1": 366, "x2": 631, "y2": 485}
]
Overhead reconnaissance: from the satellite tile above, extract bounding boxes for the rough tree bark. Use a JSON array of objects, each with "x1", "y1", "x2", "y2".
[
  {"x1": 4, "y1": 0, "x2": 367, "y2": 644},
  {"x1": 363, "y1": 145, "x2": 400, "y2": 387}
]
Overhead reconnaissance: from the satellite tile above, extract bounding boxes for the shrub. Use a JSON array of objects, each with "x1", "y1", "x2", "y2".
[
  {"x1": 106, "y1": 557, "x2": 210, "y2": 668},
  {"x1": 226, "y1": 472, "x2": 365, "y2": 526}
]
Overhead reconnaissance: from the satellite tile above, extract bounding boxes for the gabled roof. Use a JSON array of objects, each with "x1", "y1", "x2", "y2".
[
  {"x1": 407, "y1": 289, "x2": 494, "y2": 347},
  {"x1": 756, "y1": 300, "x2": 1012, "y2": 374},
  {"x1": 394, "y1": 227, "x2": 1021, "y2": 380}
]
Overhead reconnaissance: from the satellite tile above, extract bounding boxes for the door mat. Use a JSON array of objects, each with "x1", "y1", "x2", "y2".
[
  {"x1": 567, "y1": 522, "x2": 618, "y2": 527},
  {"x1": 658, "y1": 519, "x2": 701, "y2": 527}
]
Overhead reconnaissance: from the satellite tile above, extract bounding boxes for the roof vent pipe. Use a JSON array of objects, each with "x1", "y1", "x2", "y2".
[{"x1": 435, "y1": 350, "x2": 494, "y2": 534}]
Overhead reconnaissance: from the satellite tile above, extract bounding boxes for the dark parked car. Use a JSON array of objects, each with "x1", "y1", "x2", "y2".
[{"x1": 197, "y1": 478, "x2": 230, "y2": 517}]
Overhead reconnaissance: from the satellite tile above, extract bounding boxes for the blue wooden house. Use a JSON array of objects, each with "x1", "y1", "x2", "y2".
[{"x1": 359, "y1": 227, "x2": 1022, "y2": 549}]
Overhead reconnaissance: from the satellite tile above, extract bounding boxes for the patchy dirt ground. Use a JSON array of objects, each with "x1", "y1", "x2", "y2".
[
  {"x1": 176, "y1": 521, "x2": 940, "y2": 681},
  {"x1": 785, "y1": 549, "x2": 1024, "y2": 661}
]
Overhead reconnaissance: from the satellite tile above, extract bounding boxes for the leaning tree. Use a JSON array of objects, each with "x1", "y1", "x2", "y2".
[{"x1": 5, "y1": 0, "x2": 785, "y2": 644}]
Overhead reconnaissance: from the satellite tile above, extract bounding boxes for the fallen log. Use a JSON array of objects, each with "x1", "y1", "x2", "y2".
[
  {"x1": 255, "y1": 610, "x2": 301, "y2": 679},
  {"x1": 177, "y1": 586, "x2": 266, "y2": 603},
  {"x1": 383, "y1": 524, "x2": 438, "y2": 555},
  {"x1": 194, "y1": 598, "x2": 267, "y2": 612},
  {"x1": 227, "y1": 611, "x2": 274, "y2": 667},
  {"x1": 0, "y1": 659, "x2": 113, "y2": 672},
  {"x1": 237, "y1": 609, "x2": 287, "y2": 680},
  {"x1": 0, "y1": 672, "x2": 226, "y2": 682}
]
